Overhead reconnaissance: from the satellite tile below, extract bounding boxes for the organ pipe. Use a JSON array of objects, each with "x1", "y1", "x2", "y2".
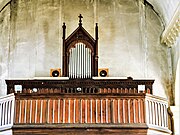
[{"x1": 68, "y1": 43, "x2": 92, "y2": 79}]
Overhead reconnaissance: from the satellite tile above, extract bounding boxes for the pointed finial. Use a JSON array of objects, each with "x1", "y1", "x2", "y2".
[{"x1": 78, "y1": 14, "x2": 83, "y2": 26}]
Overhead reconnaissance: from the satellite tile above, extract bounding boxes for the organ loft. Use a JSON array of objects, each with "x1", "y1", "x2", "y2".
[{"x1": 0, "y1": 14, "x2": 173, "y2": 135}]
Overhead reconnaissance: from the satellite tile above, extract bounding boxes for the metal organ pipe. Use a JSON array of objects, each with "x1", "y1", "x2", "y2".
[
  {"x1": 69, "y1": 43, "x2": 91, "y2": 79},
  {"x1": 68, "y1": 49, "x2": 72, "y2": 78},
  {"x1": 81, "y1": 44, "x2": 84, "y2": 78}
]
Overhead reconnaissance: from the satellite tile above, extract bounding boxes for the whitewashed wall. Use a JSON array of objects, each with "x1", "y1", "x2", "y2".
[{"x1": 0, "y1": 0, "x2": 10, "y2": 96}]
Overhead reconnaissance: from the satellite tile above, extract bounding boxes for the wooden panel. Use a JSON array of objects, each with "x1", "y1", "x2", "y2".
[
  {"x1": 74, "y1": 99, "x2": 79, "y2": 123},
  {"x1": 112, "y1": 99, "x2": 118, "y2": 123},
  {"x1": 20, "y1": 100, "x2": 25, "y2": 123},
  {"x1": 14, "y1": 98, "x2": 146, "y2": 125},
  {"x1": 12, "y1": 93, "x2": 169, "y2": 134},
  {"x1": 15, "y1": 100, "x2": 20, "y2": 123},
  {"x1": 81, "y1": 99, "x2": 85, "y2": 123},
  {"x1": 0, "y1": 93, "x2": 171, "y2": 135},
  {"x1": 129, "y1": 99, "x2": 134, "y2": 123}
]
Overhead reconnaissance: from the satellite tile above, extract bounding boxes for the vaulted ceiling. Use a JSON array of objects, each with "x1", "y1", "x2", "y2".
[
  {"x1": 147, "y1": 0, "x2": 179, "y2": 26},
  {"x1": 0, "y1": 0, "x2": 179, "y2": 27}
]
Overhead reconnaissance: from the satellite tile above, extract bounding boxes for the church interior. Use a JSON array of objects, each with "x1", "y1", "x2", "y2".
[{"x1": 0, "y1": 0, "x2": 179, "y2": 135}]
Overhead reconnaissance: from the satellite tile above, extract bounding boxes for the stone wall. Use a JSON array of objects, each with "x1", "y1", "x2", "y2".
[{"x1": 0, "y1": 0, "x2": 170, "y2": 99}]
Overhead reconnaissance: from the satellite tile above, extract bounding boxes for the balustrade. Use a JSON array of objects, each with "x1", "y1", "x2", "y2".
[
  {"x1": 0, "y1": 94, "x2": 15, "y2": 131},
  {"x1": 14, "y1": 95, "x2": 145, "y2": 124},
  {"x1": 0, "y1": 79, "x2": 170, "y2": 135}
]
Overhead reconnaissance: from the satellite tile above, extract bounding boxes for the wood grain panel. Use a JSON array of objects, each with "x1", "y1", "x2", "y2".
[{"x1": 15, "y1": 100, "x2": 20, "y2": 123}]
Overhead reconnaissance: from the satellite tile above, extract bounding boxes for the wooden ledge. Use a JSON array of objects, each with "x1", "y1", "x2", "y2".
[{"x1": 13, "y1": 123, "x2": 148, "y2": 129}]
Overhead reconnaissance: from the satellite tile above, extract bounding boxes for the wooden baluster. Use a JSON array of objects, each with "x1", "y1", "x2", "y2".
[
  {"x1": 102, "y1": 99, "x2": 106, "y2": 123},
  {"x1": 165, "y1": 104, "x2": 168, "y2": 127},
  {"x1": 122, "y1": 99, "x2": 125, "y2": 123},
  {"x1": 117, "y1": 99, "x2": 120, "y2": 123},
  {"x1": 40, "y1": 100, "x2": 43, "y2": 123},
  {"x1": 90, "y1": 99, "x2": 93, "y2": 123},
  {"x1": 160, "y1": 103, "x2": 164, "y2": 127},
  {"x1": 128, "y1": 99, "x2": 130, "y2": 123},
  {"x1": 85, "y1": 99, "x2": 87, "y2": 123},
  {"x1": 5, "y1": 101, "x2": 8, "y2": 125},
  {"x1": 1, "y1": 102, "x2": 4, "y2": 125},
  {"x1": 100, "y1": 99, "x2": 103, "y2": 123},
  {"x1": 105, "y1": 99, "x2": 108, "y2": 123},
  {"x1": 23, "y1": 100, "x2": 27, "y2": 123},
  {"x1": 68, "y1": 99, "x2": 71, "y2": 123},
  {"x1": 141, "y1": 99, "x2": 145, "y2": 123},
  {"x1": 133, "y1": 99, "x2": 136, "y2": 123},
  {"x1": 125, "y1": 88, "x2": 128, "y2": 93},
  {"x1": 19, "y1": 100, "x2": 22, "y2": 123},
  {"x1": 138, "y1": 99, "x2": 141, "y2": 123},
  {"x1": 110, "y1": 99, "x2": 113, "y2": 123},
  {"x1": 7, "y1": 101, "x2": 10, "y2": 124},
  {"x1": 155, "y1": 102, "x2": 158, "y2": 125},
  {"x1": 34, "y1": 100, "x2": 37, "y2": 123},
  {"x1": 158, "y1": 103, "x2": 161, "y2": 126},
  {"x1": 81, "y1": 99, "x2": 85, "y2": 123},
  {"x1": 95, "y1": 99, "x2": 98, "y2": 123},
  {"x1": 146, "y1": 100, "x2": 150, "y2": 124},
  {"x1": 11, "y1": 99, "x2": 15, "y2": 125},
  {"x1": 73, "y1": 99, "x2": 76, "y2": 123},
  {"x1": 29, "y1": 100, "x2": 32, "y2": 123},
  {"x1": 129, "y1": 99, "x2": 134, "y2": 123},
  {"x1": 63, "y1": 99, "x2": 65, "y2": 123},
  {"x1": 47, "y1": 100, "x2": 50, "y2": 123}
]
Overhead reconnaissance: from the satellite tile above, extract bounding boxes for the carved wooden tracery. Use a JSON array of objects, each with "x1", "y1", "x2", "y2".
[{"x1": 62, "y1": 14, "x2": 98, "y2": 78}]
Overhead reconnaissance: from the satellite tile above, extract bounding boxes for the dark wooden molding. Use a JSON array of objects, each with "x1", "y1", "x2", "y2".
[{"x1": 6, "y1": 77, "x2": 154, "y2": 94}]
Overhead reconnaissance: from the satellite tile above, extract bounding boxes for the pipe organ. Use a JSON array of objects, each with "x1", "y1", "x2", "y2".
[
  {"x1": 68, "y1": 43, "x2": 92, "y2": 79},
  {"x1": 62, "y1": 14, "x2": 98, "y2": 78}
]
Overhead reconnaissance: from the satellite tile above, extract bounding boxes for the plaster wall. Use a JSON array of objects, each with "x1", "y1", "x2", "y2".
[
  {"x1": 172, "y1": 37, "x2": 180, "y2": 106},
  {"x1": 0, "y1": 0, "x2": 170, "y2": 100},
  {"x1": 0, "y1": 3, "x2": 10, "y2": 96}
]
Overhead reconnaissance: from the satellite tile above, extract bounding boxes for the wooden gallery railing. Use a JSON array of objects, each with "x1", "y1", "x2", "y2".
[
  {"x1": 13, "y1": 94, "x2": 169, "y2": 127},
  {"x1": 0, "y1": 77, "x2": 170, "y2": 134},
  {"x1": 0, "y1": 94, "x2": 15, "y2": 131}
]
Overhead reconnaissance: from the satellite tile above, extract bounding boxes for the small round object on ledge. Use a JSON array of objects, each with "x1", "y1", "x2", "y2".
[
  {"x1": 99, "y1": 70, "x2": 107, "y2": 77},
  {"x1": 52, "y1": 70, "x2": 60, "y2": 77}
]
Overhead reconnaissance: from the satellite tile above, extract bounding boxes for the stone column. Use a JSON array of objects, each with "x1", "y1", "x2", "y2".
[
  {"x1": 161, "y1": 5, "x2": 180, "y2": 134},
  {"x1": 170, "y1": 58, "x2": 179, "y2": 135}
]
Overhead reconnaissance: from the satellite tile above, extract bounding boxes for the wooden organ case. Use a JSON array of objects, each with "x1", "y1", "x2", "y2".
[
  {"x1": 62, "y1": 14, "x2": 98, "y2": 78},
  {"x1": 1, "y1": 15, "x2": 171, "y2": 135}
]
